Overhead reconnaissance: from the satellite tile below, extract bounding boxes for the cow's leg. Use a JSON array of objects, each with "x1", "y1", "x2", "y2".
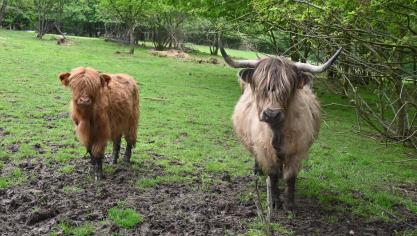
[
  {"x1": 285, "y1": 176, "x2": 296, "y2": 211},
  {"x1": 253, "y1": 159, "x2": 263, "y2": 176},
  {"x1": 112, "y1": 136, "x2": 122, "y2": 164},
  {"x1": 266, "y1": 174, "x2": 281, "y2": 214}
]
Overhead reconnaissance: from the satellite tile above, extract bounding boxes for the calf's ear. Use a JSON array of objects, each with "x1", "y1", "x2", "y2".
[
  {"x1": 100, "y1": 74, "x2": 111, "y2": 87},
  {"x1": 238, "y1": 68, "x2": 254, "y2": 83},
  {"x1": 59, "y1": 72, "x2": 71, "y2": 86}
]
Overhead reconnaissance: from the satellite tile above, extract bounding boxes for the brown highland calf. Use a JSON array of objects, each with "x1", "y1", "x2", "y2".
[
  {"x1": 220, "y1": 46, "x2": 341, "y2": 212},
  {"x1": 59, "y1": 67, "x2": 139, "y2": 180}
]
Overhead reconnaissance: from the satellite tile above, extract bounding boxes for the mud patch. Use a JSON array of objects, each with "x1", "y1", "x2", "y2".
[
  {"x1": 272, "y1": 197, "x2": 410, "y2": 235},
  {"x1": 150, "y1": 49, "x2": 192, "y2": 60},
  {"x1": 32, "y1": 144, "x2": 46, "y2": 154},
  {"x1": 0, "y1": 156, "x2": 415, "y2": 235},
  {"x1": 7, "y1": 144, "x2": 20, "y2": 153},
  {"x1": 0, "y1": 127, "x2": 9, "y2": 137},
  {"x1": 42, "y1": 112, "x2": 68, "y2": 121},
  {"x1": 394, "y1": 183, "x2": 417, "y2": 202},
  {"x1": 0, "y1": 157, "x2": 253, "y2": 235},
  {"x1": 146, "y1": 150, "x2": 167, "y2": 160}
]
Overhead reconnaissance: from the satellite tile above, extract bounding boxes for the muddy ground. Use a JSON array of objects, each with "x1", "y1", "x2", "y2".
[{"x1": 0, "y1": 155, "x2": 416, "y2": 236}]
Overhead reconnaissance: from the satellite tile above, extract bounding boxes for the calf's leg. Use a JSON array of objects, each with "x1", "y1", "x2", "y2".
[
  {"x1": 112, "y1": 136, "x2": 122, "y2": 164},
  {"x1": 124, "y1": 142, "x2": 133, "y2": 163},
  {"x1": 87, "y1": 149, "x2": 94, "y2": 165},
  {"x1": 92, "y1": 156, "x2": 104, "y2": 181},
  {"x1": 91, "y1": 143, "x2": 106, "y2": 180},
  {"x1": 124, "y1": 133, "x2": 136, "y2": 163}
]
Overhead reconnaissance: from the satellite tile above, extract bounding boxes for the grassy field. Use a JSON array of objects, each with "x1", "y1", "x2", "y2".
[{"x1": 0, "y1": 30, "x2": 416, "y2": 235}]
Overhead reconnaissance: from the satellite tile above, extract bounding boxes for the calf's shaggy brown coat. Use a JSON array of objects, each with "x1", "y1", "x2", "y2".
[{"x1": 59, "y1": 67, "x2": 139, "y2": 180}]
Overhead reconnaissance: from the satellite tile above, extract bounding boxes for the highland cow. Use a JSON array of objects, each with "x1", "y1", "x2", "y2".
[
  {"x1": 221, "y1": 46, "x2": 341, "y2": 211},
  {"x1": 59, "y1": 67, "x2": 140, "y2": 180}
]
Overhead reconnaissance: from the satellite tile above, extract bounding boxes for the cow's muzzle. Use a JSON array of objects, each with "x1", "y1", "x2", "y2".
[{"x1": 260, "y1": 108, "x2": 284, "y2": 124}]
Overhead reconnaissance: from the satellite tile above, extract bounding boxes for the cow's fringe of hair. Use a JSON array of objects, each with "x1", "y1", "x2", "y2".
[{"x1": 253, "y1": 58, "x2": 298, "y2": 109}]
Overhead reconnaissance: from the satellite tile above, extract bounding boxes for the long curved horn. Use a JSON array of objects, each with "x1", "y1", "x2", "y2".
[
  {"x1": 220, "y1": 43, "x2": 259, "y2": 68},
  {"x1": 294, "y1": 48, "x2": 342, "y2": 73}
]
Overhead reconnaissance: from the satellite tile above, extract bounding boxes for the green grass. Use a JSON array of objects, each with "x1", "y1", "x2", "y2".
[
  {"x1": 59, "y1": 164, "x2": 76, "y2": 174},
  {"x1": 62, "y1": 185, "x2": 81, "y2": 194},
  {"x1": 55, "y1": 222, "x2": 94, "y2": 236},
  {"x1": 0, "y1": 167, "x2": 27, "y2": 189},
  {"x1": 108, "y1": 207, "x2": 143, "y2": 228},
  {"x1": 247, "y1": 221, "x2": 294, "y2": 236},
  {"x1": 136, "y1": 175, "x2": 192, "y2": 190},
  {"x1": 0, "y1": 29, "x2": 416, "y2": 234}
]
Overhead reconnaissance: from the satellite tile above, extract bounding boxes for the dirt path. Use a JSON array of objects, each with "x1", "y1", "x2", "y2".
[{"x1": 0, "y1": 156, "x2": 414, "y2": 235}]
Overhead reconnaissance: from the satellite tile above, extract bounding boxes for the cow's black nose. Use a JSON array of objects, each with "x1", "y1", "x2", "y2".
[{"x1": 261, "y1": 109, "x2": 283, "y2": 123}]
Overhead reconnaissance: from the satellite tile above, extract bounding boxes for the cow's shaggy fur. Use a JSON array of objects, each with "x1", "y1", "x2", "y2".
[
  {"x1": 59, "y1": 67, "x2": 139, "y2": 179},
  {"x1": 232, "y1": 57, "x2": 320, "y2": 210}
]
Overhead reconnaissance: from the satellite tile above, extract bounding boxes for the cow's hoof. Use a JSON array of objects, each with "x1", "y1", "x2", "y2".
[
  {"x1": 268, "y1": 197, "x2": 282, "y2": 212},
  {"x1": 95, "y1": 174, "x2": 105, "y2": 181},
  {"x1": 94, "y1": 171, "x2": 104, "y2": 181}
]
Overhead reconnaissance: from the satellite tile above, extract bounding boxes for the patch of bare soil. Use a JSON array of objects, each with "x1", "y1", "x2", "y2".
[
  {"x1": 0, "y1": 156, "x2": 415, "y2": 235},
  {"x1": 56, "y1": 37, "x2": 75, "y2": 46},
  {"x1": 149, "y1": 49, "x2": 220, "y2": 65},
  {"x1": 0, "y1": 127, "x2": 10, "y2": 137},
  {"x1": 273, "y1": 197, "x2": 416, "y2": 235}
]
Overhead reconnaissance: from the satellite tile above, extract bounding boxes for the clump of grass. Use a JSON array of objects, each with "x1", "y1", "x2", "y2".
[
  {"x1": 0, "y1": 177, "x2": 8, "y2": 188},
  {"x1": 103, "y1": 165, "x2": 115, "y2": 174},
  {"x1": 59, "y1": 164, "x2": 76, "y2": 174},
  {"x1": 62, "y1": 185, "x2": 81, "y2": 194},
  {"x1": 0, "y1": 168, "x2": 27, "y2": 189},
  {"x1": 247, "y1": 221, "x2": 294, "y2": 236},
  {"x1": 108, "y1": 207, "x2": 143, "y2": 229},
  {"x1": 55, "y1": 222, "x2": 94, "y2": 236}
]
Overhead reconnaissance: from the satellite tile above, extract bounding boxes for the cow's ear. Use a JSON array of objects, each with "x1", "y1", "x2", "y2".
[
  {"x1": 238, "y1": 68, "x2": 254, "y2": 83},
  {"x1": 298, "y1": 72, "x2": 312, "y2": 89},
  {"x1": 100, "y1": 74, "x2": 111, "y2": 87},
  {"x1": 59, "y1": 72, "x2": 71, "y2": 86}
]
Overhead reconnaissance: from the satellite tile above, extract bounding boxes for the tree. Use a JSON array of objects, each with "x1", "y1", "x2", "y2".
[
  {"x1": 100, "y1": 0, "x2": 147, "y2": 54},
  {"x1": 189, "y1": 0, "x2": 252, "y2": 55},
  {"x1": 0, "y1": 0, "x2": 8, "y2": 26},
  {"x1": 145, "y1": 0, "x2": 188, "y2": 50},
  {"x1": 247, "y1": 0, "x2": 417, "y2": 149}
]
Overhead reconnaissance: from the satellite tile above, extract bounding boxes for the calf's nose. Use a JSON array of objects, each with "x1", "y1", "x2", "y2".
[{"x1": 78, "y1": 97, "x2": 91, "y2": 105}]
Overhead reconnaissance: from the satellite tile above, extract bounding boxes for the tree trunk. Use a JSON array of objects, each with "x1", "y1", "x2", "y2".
[
  {"x1": 394, "y1": 77, "x2": 407, "y2": 137},
  {"x1": 0, "y1": 0, "x2": 8, "y2": 26},
  {"x1": 209, "y1": 32, "x2": 219, "y2": 55},
  {"x1": 128, "y1": 24, "x2": 136, "y2": 54},
  {"x1": 413, "y1": 54, "x2": 417, "y2": 85},
  {"x1": 289, "y1": 32, "x2": 300, "y2": 62}
]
